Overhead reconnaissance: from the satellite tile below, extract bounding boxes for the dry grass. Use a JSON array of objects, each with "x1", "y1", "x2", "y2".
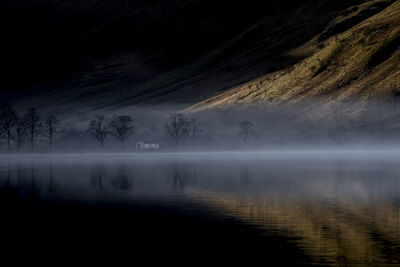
[{"x1": 184, "y1": 0, "x2": 400, "y2": 114}]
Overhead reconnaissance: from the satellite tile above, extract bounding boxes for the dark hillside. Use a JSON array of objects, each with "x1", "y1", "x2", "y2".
[{"x1": 0, "y1": 0, "x2": 368, "y2": 115}]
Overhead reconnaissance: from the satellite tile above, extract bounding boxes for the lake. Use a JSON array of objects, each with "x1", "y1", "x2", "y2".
[{"x1": 1, "y1": 151, "x2": 400, "y2": 266}]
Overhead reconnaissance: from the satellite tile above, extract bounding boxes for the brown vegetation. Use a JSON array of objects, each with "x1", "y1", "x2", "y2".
[{"x1": 185, "y1": 0, "x2": 400, "y2": 115}]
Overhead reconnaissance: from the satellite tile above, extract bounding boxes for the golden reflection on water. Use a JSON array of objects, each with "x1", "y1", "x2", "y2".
[
  {"x1": 187, "y1": 189, "x2": 400, "y2": 266},
  {"x1": 2, "y1": 154, "x2": 400, "y2": 266}
]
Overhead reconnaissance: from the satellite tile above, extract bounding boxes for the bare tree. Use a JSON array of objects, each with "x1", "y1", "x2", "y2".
[
  {"x1": 23, "y1": 107, "x2": 42, "y2": 150},
  {"x1": 15, "y1": 116, "x2": 27, "y2": 150},
  {"x1": 109, "y1": 115, "x2": 134, "y2": 149},
  {"x1": 238, "y1": 120, "x2": 258, "y2": 144},
  {"x1": 0, "y1": 103, "x2": 17, "y2": 150},
  {"x1": 165, "y1": 113, "x2": 191, "y2": 145},
  {"x1": 88, "y1": 115, "x2": 109, "y2": 150},
  {"x1": 189, "y1": 118, "x2": 202, "y2": 138},
  {"x1": 43, "y1": 115, "x2": 60, "y2": 149}
]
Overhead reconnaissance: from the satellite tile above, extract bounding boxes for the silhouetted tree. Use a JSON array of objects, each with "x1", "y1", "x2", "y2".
[
  {"x1": 23, "y1": 107, "x2": 42, "y2": 150},
  {"x1": 43, "y1": 115, "x2": 60, "y2": 149},
  {"x1": 189, "y1": 118, "x2": 202, "y2": 138},
  {"x1": 0, "y1": 103, "x2": 17, "y2": 150},
  {"x1": 15, "y1": 116, "x2": 27, "y2": 150},
  {"x1": 109, "y1": 115, "x2": 134, "y2": 149},
  {"x1": 165, "y1": 113, "x2": 191, "y2": 145},
  {"x1": 88, "y1": 115, "x2": 109, "y2": 149},
  {"x1": 238, "y1": 120, "x2": 258, "y2": 144}
]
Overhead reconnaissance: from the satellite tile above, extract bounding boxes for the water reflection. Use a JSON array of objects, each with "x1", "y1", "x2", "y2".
[
  {"x1": 111, "y1": 163, "x2": 133, "y2": 192},
  {"x1": 0, "y1": 152, "x2": 400, "y2": 265},
  {"x1": 90, "y1": 161, "x2": 105, "y2": 191},
  {"x1": 168, "y1": 162, "x2": 196, "y2": 192},
  {"x1": 48, "y1": 163, "x2": 57, "y2": 193}
]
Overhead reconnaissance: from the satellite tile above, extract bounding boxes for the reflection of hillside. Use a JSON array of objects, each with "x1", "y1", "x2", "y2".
[{"x1": 187, "y1": 190, "x2": 400, "y2": 266}]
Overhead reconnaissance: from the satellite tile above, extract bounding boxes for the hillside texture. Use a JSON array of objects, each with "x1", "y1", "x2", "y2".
[
  {"x1": 186, "y1": 0, "x2": 400, "y2": 113},
  {"x1": 1, "y1": 0, "x2": 377, "y2": 116}
]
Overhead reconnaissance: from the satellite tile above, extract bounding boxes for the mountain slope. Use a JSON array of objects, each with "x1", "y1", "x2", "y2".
[
  {"x1": 185, "y1": 0, "x2": 400, "y2": 113},
  {"x1": 0, "y1": 0, "x2": 371, "y2": 116}
]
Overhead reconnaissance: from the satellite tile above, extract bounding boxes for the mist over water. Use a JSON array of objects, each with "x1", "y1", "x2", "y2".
[
  {"x1": 1, "y1": 151, "x2": 399, "y2": 265},
  {"x1": 4, "y1": 100, "x2": 400, "y2": 152},
  {"x1": 3, "y1": 99, "x2": 400, "y2": 266}
]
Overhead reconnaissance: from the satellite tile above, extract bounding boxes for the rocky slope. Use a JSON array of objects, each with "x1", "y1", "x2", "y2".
[
  {"x1": 0, "y1": 0, "x2": 373, "y2": 117},
  {"x1": 185, "y1": 0, "x2": 400, "y2": 114}
]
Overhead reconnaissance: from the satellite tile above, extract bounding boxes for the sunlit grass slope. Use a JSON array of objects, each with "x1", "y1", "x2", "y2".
[{"x1": 186, "y1": 0, "x2": 400, "y2": 113}]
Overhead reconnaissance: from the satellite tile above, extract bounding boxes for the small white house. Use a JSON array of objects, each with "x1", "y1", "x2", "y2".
[{"x1": 136, "y1": 141, "x2": 159, "y2": 151}]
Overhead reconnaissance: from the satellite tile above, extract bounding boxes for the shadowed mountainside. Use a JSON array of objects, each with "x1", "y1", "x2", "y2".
[{"x1": 0, "y1": 0, "x2": 375, "y2": 117}]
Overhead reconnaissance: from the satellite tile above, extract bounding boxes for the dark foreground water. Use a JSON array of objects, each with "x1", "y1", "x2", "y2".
[{"x1": 1, "y1": 151, "x2": 400, "y2": 266}]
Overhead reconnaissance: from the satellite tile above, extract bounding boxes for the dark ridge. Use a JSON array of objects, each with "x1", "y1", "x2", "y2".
[
  {"x1": 0, "y1": 0, "x2": 299, "y2": 87},
  {"x1": 0, "y1": 0, "x2": 372, "y2": 110},
  {"x1": 311, "y1": 62, "x2": 329, "y2": 78},
  {"x1": 368, "y1": 35, "x2": 400, "y2": 67},
  {"x1": 318, "y1": 0, "x2": 394, "y2": 42},
  {"x1": 338, "y1": 6, "x2": 360, "y2": 17}
]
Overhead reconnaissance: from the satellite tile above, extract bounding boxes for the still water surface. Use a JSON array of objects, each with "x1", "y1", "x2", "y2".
[{"x1": 1, "y1": 151, "x2": 400, "y2": 265}]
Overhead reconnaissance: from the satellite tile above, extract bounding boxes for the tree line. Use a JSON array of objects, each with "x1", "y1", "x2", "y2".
[
  {"x1": 0, "y1": 103, "x2": 260, "y2": 151},
  {"x1": 87, "y1": 113, "x2": 206, "y2": 149},
  {"x1": 0, "y1": 104, "x2": 59, "y2": 151}
]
